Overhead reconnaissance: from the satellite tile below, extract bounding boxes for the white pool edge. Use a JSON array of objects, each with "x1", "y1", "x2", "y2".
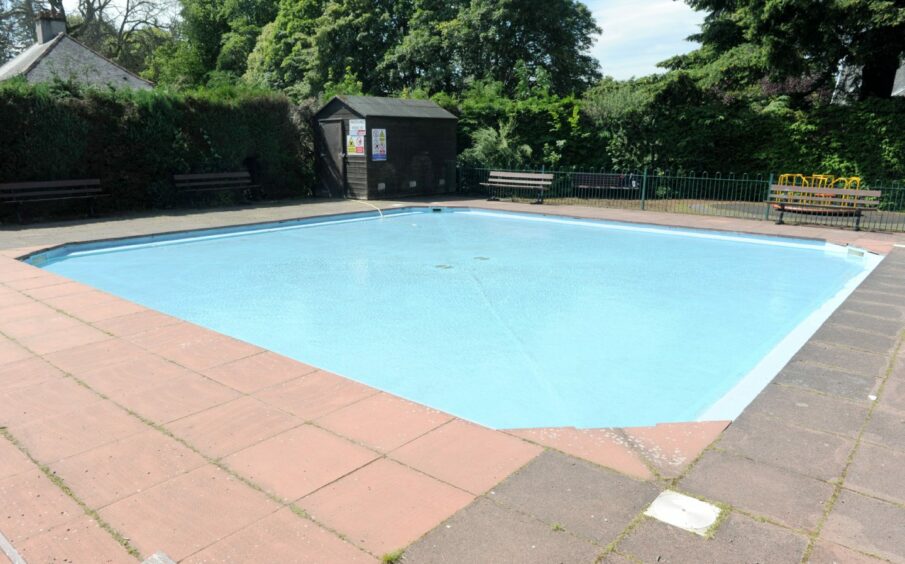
[{"x1": 697, "y1": 249, "x2": 884, "y2": 422}]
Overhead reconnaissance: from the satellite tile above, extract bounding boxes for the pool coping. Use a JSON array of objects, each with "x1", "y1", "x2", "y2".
[{"x1": 1, "y1": 200, "x2": 904, "y2": 562}]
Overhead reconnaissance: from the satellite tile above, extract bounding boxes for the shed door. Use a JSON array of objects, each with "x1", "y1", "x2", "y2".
[{"x1": 317, "y1": 120, "x2": 345, "y2": 197}]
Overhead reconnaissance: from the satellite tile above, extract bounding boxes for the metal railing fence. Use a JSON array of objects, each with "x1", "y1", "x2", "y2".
[{"x1": 457, "y1": 165, "x2": 905, "y2": 232}]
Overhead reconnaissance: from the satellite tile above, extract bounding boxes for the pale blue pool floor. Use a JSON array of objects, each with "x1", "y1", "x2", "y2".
[{"x1": 36, "y1": 208, "x2": 877, "y2": 428}]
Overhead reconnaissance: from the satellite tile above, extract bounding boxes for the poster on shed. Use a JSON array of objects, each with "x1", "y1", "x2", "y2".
[
  {"x1": 372, "y1": 129, "x2": 387, "y2": 161},
  {"x1": 346, "y1": 134, "x2": 365, "y2": 156}
]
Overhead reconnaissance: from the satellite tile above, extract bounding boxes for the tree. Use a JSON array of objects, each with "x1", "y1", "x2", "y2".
[{"x1": 683, "y1": 0, "x2": 905, "y2": 99}]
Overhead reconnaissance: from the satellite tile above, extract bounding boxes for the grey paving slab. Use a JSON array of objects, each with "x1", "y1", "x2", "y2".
[
  {"x1": 716, "y1": 412, "x2": 855, "y2": 481},
  {"x1": 616, "y1": 512, "x2": 808, "y2": 564},
  {"x1": 822, "y1": 311, "x2": 905, "y2": 341},
  {"x1": 882, "y1": 374, "x2": 905, "y2": 416},
  {"x1": 401, "y1": 497, "x2": 601, "y2": 564},
  {"x1": 745, "y1": 383, "x2": 869, "y2": 439},
  {"x1": 774, "y1": 361, "x2": 882, "y2": 403},
  {"x1": 487, "y1": 451, "x2": 659, "y2": 545},
  {"x1": 790, "y1": 342, "x2": 890, "y2": 379},
  {"x1": 821, "y1": 490, "x2": 905, "y2": 563},
  {"x1": 808, "y1": 540, "x2": 888, "y2": 563},
  {"x1": 845, "y1": 441, "x2": 905, "y2": 505},
  {"x1": 851, "y1": 288, "x2": 905, "y2": 309},
  {"x1": 860, "y1": 407, "x2": 905, "y2": 451},
  {"x1": 857, "y1": 278, "x2": 905, "y2": 298},
  {"x1": 680, "y1": 450, "x2": 834, "y2": 531},
  {"x1": 813, "y1": 320, "x2": 900, "y2": 354},
  {"x1": 840, "y1": 299, "x2": 905, "y2": 322}
]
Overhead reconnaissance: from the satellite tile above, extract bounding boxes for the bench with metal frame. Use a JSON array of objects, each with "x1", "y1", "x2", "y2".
[
  {"x1": 173, "y1": 171, "x2": 260, "y2": 205},
  {"x1": 0, "y1": 179, "x2": 105, "y2": 222},
  {"x1": 481, "y1": 171, "x2": 554, "y2": 204},
  {"x1": 768, "y1": 184, "x2": 881, "y2": 231}
]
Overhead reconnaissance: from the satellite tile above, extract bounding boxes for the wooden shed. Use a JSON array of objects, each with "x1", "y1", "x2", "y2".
[{"x1": 313, "y1": 96, "x2": 457, "y2": 199}]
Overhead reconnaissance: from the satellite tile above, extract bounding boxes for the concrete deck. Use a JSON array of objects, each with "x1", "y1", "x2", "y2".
[{"x1": 1, "y1": 198, "x2": 903, "y2": 563}]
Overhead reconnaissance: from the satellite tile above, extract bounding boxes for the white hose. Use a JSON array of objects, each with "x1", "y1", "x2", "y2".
[{"x1": 351, "y1": 199, "x2": 384, "y2": 219}]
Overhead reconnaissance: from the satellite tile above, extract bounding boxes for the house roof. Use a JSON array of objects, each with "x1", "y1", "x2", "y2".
[
  {"x1": 0, "y1": 33, "x2": 62, "y2": 81},
  {"x1": 320, "y1": 95, "x2": 457, "y2": 120},
  {"x1": 0, "y1": 33, "x2": 153, "y2": 88}
]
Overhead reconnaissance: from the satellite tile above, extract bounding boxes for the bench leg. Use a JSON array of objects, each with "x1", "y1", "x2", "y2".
[
  {"x1": 532, "y1": 188, "x2": 544, "y2": 205},
  {"x1": 775, "y1": 206, "x2": 785, "y2": 225},
  {"x1": 854, "y1": 210, "x2": 861, "y2": 231}
]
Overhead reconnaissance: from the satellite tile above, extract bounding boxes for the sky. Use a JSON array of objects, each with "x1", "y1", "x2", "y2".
[{"x1": 586, "y1": 0, "x2": 706, "y2": 80}]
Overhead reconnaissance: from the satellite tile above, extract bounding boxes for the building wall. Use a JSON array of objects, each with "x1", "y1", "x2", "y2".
[
  {"x1": 366, "y1": 117, "x2": 456, "y2": 199},
  {"x1": 28, "y1": 36, "x2": 151, "y2": 90}
]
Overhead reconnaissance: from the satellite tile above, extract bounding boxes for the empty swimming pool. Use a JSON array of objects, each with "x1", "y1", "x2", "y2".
[{"x1": 31, "y1": 208, "x2": 880, "y2": 429}]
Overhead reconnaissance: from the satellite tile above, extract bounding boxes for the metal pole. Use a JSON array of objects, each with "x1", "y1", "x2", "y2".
[{"x1": 641, "y1": 168, "x2": 648, "y2": 211}]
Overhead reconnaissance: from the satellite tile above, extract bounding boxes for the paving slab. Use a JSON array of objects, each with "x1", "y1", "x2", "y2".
[
  {"x1": 838, "y1": 299, "x2": 905, "y2": 321},
  {"x1": 43, "y1": 338, "x2": 150, "y2": 376},
  {"x1": 844, "y1": 441, "x2": 905, "y2": 505},
  {"x1": 821, "y1": 490, "x2": 905, "y2": 563},
  {"x1": 0, "y1": 377, "x2": 101, "y2": 427},
  {"x1": 488, "y1": 450, "x2": 659, "y2": 545},
  {"x1": 743, "y1": 383, "x2": 869, "y2": 439},
  {"x1": 389, "y1": 419, "x2": 543, "y2": 495},
  {"x1": 166, "y1": 396, "x2": 299, "y2": 458},
  {"x1": 115, "y1": 373, "x2": 240, "y2": 424},
  {"x1": 223, "y1": 424, "x2": 378, "y2": 502},
  {"x1": 127, "y1": 324, "x2": 263, "y2": 372},
  {"x1": 15, "y1": 515, "x2": 134, "y2": 564},
  {"x1": 183, "y1": 508, "x2": 375, "y2": 563},
  {"x1": 12, "y1": 400, "x2": 149, "y2": 463},
  {"x1": 0, "y1": 338, "x2": 32, "y2": 367},
  {"x1": 253, "y1": 370, "x2": 379, "y2": 421},
  {"x1": 680, "y1": 450, "x2": 834, "y2": 531},
  {"x1": 98, "y1": 464, "x2": 279, "y2": 561},
  {"x1": 201, "y1": 351, "x2": 318, "y2": 394},
  {"x1": 860, "y1": 407, "x2": 905, "y2": 451},
  {"x1": 808, "y1": 539, "x2": 887, "y2": 563},
  {"x1": 315, "y1": 393, "x2": 453, "y2": 453},
  {"x1": 90, "y1": 309, "x2": 182, "y2": 338},
  {"x1": 812, "y1": 322, "x2": 899, "y2": 354},
  {"x1": 73, "y1": 352, "x2": 197, "y2": 398},
  {"x1": 789, "y1": 342, "x2": 889, "y2": 379},
  {"x1": 401, "y1": 497, "x2": 601, "y2": 564},
  {"x1": 616, "y1": 512, "x2": 808, "y2": 564},
  {"x1": 774, "y1": 361, "x2": 881, "y2": 403},
  {"x1": 0, "y1": 357, "x2": 63, "y2": 392},
  {"x1": 716, "y1": 412, "x2": 854, "y2": 481},
  {"x1": 0, "y1": 439, "x2": 33, "y2": 481},
  {"x1": 822, "y1": 311, "x2": 905, "y2": 340},
  {"x1": 298, "y1": 458, "x2": 474, "y2": 556},
  {"x1": 49, "y1": 430, "x2": 207, "y2": 509},
  {"x1": 506, "y1": 427, "x2": 653, "y2": 480},
  {"x1": 0, "y1": 470, "x2": 83, "y2": 544},
  {"x1": 622, "y1": 421, "x2": 729, "y2": 478},
  {"x1": 19, "y1": 324, "x2": 112, "y2": 356}
]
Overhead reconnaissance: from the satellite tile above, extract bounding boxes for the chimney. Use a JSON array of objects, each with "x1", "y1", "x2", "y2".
[{"x1": 35, "y1": 11, "x2": 66, "y2": 44}]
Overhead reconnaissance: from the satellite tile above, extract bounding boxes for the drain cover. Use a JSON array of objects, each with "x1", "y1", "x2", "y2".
[{"x1": 643, "y1": 490, "x2": 721, "y2": 536}]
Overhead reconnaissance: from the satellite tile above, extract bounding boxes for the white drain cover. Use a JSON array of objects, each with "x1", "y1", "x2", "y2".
[{"x1": 644, "y1": 490, "x2": 721, "y2": 536}]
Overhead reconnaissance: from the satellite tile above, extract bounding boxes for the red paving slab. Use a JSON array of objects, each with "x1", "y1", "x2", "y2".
[
  {"x1": 202, "y1": 351, "x2": 318, "y2": 394},
  {"x1": 622, "y1": 420, "x2": 730, "y2": 478},
  {"x1": 166, "y1": 396, "x2": 300, "y2": 458},
  {"x1": 43, "y1": 338, "x2": 149, "y2": 375},
  {"x1": 73, "y1": 353, "x2": 197, "y2": 398},
  {"x1": 98, "y1": 464, "x2": 279, "y2": 561},
  {"x1": 91, "y1": 309, "x2": 181, "y2": 337},
  {"x1": 183, "y1": 507, "x2": 376, "y2": 564},
  {"x1": 20, "y1": 324, "x2": 112, "y2": 356},
  {"x1": 315, "y1": 392, "x2": 454, "y2": 452},
  {"x1": 23, "y1": 280, "x2": 96, "y2": 300},
  {"x1": 390, "y1": 419, "x2": 543, "y2": 495},
  {"x1": 50, "y1": 430, "x2": 207, "y2": 509},
  {"x1": 0, "y1": 358, "x2": 62, "y2": 392},
  {"x1": 506, "y1": 427, "x2": 654, "y2": 480},
  {"x1": 0, "y1": 337, "x2": 32, "y2": 366},
  {"x1": 15, "y1": 515, "x2": 134, "y2": 564},
  {"x1": 223, "y1": 424, "x2": 379, "y2": 502},
  {"x1": 254, "y1": 370, "x2": 379, "y2": 421},
  {"x1": 116, "y1": 373, "x2": 240, "y2": 424},
  {"x1": 0, "y1": 377, "x2": 100, "y2": 426},
  {"x1": 0, "y1": 438, "x2": 33, "y2": 480},
  {"x1": 127, "y1": 323, "x2": 263, "y2": 372},
  {"x1": 299, "y1": 458, "x2": 474, "y2": 556},
  {"x1": 0, "y1": 470, "x2": 82, "y2": 544},
  {"x1": 12, "y1": 401, "x2": 148, "y2": 463}
]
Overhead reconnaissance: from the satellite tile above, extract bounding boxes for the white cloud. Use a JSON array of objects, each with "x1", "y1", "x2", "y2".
[{"x1": 586, "y1": 0, "x2": 705, "y2": 79}]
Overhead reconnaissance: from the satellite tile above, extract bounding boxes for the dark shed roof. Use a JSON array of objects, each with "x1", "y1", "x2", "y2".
[{"x1": 318, "y1": 95, "x2": 457, "y2": 120}]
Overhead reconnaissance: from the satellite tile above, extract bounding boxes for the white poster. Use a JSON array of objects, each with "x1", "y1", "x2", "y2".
[
  {"x1": 349, "y1": 119, "x2": 366, "y2": 136},
  {"x1": 372, "y1": 129, "x2": 387, "y2": 161}
]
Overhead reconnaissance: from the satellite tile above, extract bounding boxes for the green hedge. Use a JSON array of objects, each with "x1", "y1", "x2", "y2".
[{"x1": 0, "y1": 80, "x2": 313, "y2": 219}]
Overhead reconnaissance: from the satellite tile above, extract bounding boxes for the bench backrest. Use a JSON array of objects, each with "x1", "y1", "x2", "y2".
[
  {"x1": 486, "y1": 171, "x2": 554, "y2": 186},
  {"x1": 173, "y1": 171, "x2": 253, "y2": 188},
  {"x1": 0, "y1": 179, "x2": 102, "y2": 202},
  {"x1": 769, "y1": 185, "x2": 882, "y2": 209}
]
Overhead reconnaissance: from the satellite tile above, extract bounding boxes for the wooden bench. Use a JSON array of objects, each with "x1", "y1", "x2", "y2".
[
  {"x1": 769, "y1": 185, "x2": 882, "y2": 231},
  {"x1": 481, "y1": 171, "x2": 554, "y2": 204},
  {"x1": 0, "y1": 179, "x2": 104, "y2": 222},
  {"x1": 173, "y1": 171, "x2": 259, "y2": 204}
]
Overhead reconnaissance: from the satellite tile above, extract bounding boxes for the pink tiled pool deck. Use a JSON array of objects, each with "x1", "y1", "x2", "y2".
[{"x1": 1, "y1": 198, "x2": 904, "y2": 563}]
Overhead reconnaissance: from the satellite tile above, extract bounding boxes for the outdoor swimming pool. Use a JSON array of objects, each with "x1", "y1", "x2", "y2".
[{"x1": 30, "y1": 207, "x2": 880, "y2": 429}]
